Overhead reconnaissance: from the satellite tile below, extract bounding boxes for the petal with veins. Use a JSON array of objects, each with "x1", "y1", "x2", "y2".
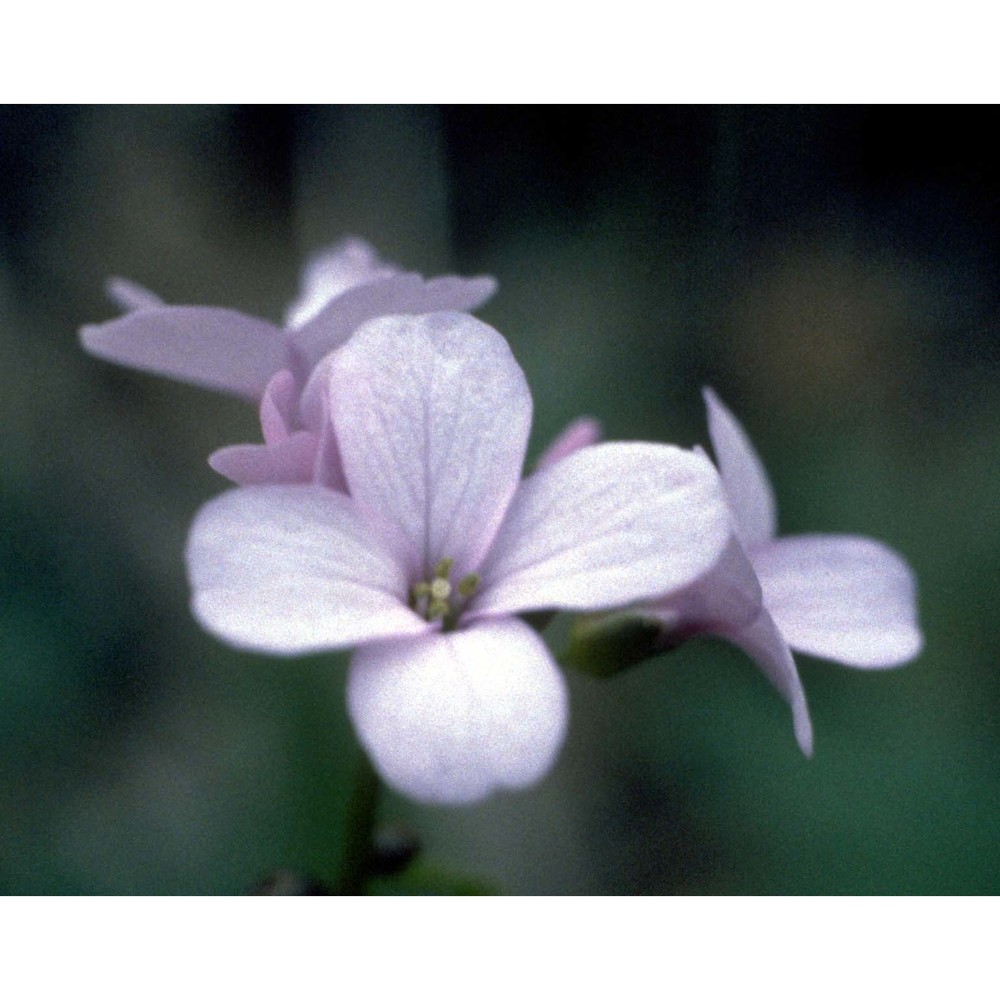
[
  {"x1": 474, "y1": 442, "x2": 730, "y2": 616},
  {"x1": 703, "y1": 387, "x2": 777, "y2": 547},
  {"x1": 291, "y1": 273, "x2": 498, "y2": 372},
  {"x1": 187, "y1": 486, "x2": 427, "y2": 654},
  {"x1": 329, "y1": 312, "x2": 531, "y2": 579},
  {"x1": 80, "y1": 306, "x2": 285, "y2": 399},
  {"x1": 753, "y1": 534, "x2": 924, "y2": 668},
  {"x1": 347, "y1": 617, "x2": 568, "y2": 805}
]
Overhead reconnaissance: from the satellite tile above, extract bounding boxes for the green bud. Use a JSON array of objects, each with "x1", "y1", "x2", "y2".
[{"x1": 561, "y1": 612, "x2": 668, "y2": 679}]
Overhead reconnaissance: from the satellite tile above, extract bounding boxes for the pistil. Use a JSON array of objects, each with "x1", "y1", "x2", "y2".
[{"x1": 409, "y1": 558, "x2": 481, "y2": 629}]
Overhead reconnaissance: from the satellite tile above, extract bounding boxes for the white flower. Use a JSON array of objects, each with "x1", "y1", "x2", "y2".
[
  {"x1": 187, "y1": 313, "x2": 732, "y2": 804},
  {"x1": 647, "y1": 389, "x2": 924, "y2": 754},
  {"x1": 80, "y1": 238, "x2": 496, "y2": 488},
  {"x1": 81, "y1": 237, "x2": 496, "y2": 397}
]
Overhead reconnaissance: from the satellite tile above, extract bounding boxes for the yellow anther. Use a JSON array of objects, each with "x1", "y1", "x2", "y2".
[{"x1": 411, "y1": 556, "x2": 477, "y2": 627}]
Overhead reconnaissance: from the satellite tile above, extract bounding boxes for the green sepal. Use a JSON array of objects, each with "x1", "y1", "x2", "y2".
[{"x1": 561, "y1": 611, "x2": 669, "y2": 679}]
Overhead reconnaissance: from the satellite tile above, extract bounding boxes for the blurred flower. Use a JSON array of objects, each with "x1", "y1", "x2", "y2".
[
  {"x1": 646, "y1": 388, "x2": 924, "y2": 755},
  {"x1": 534, "y1": 416, "x2": 602, "y2": 470},
  {"x1": 187, "y1": 312, "x2": 731, "y2": 804},
  {"x1": 80, "y1": 238, "x2": 497, "y2": 486}
]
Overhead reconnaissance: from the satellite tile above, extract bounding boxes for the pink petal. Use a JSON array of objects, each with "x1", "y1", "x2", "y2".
[
  {"x1": 328, "y1": 312, "x2": 531, "y2": 580},
  {"x1": 646, "y1": 535, "x2": 763, "y2": 634},
  {"x1": 347, "y1": 617, "x2": 568, "y2": 804},
  {"x1": 80, "y1": 306, "x2": 285, "y2": 399},
  {"x1": 290, "y1": 272, "x2": 498, "y2": 372},
  {"x1": 297, "y1": 350, "x2": 336, "y2": 435},
  {"x1": 310, "y1": 402, "x2": 349, "y2": 492},
  {"x1": 106, "y1": 276, "x2": 165, "y2": 312},
  {"x1": 753, "y1": 534, "x2": 924, "y2": 668},
  {"x1": 473, "y1": 443, "x2": 731, "y2": 617},
  {"x1": 208, "y1": 434, "x2": 318, "y2": 486},
  {"x1": 186, "y1": 486, "x2": 427, "y2": 654},
  {"x1": 284, "y1": 237, "x2": 399, "y2": 329},
  {"x1": 703, "y1": 387, "x2": 778, "y2": 547},
  {"x1": 259, "y1": 370, "x2": 300, "y2": 444},
  {"x1": 296, "y1": 360, "x2": 349, "y2": 491},
  {"x1": 535, "y1": 417, "x2": 602, "y2": 470},
  {"x1": 724, "y1": 609, "x2": 814, "y2": 756}
]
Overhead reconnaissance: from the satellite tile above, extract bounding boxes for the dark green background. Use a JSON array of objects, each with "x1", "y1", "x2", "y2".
[{"x1": 1, "y1": 106, "x2": 996, "y2": 893}]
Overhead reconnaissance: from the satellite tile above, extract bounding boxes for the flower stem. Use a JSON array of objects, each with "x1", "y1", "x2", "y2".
[{"x1": 338, "y1": 750, "x2": 381, "y2": 894}]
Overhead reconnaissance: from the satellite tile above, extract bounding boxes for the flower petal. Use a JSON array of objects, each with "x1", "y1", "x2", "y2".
[
  {"x1": 208, "y1": 434, "x2": 318, "y2": 486},
  {"x1": 290, "y1": 272, "x2": 498, "y2": 372},
  {"x1": 645, "y1": 535, "x2": 763, "y2": 635},
  {"x1": 106, "y1": 276, "x2": 165, "y2": 311},
  {"x1": 328, "y1": 312, "x2": 531, "y2": 579},
  {"x1": 295, "y1": 358, "x2": 350, "y2": 491},
  {"x1": 310, "y1": 399, "x2": 349, "y2": 493},
  {"x1": 284, "y1": 238, "x2": 399, "y2": 329},
  {"x1": 753, "y1": 534, "x2": 923, "y2": 668},
  {"x1": 724, "y1": 609, "x2": 814, "y2": 756},
  {"x1": 535, "y1": 416, "x2": 602, "y2": 470},
  {"x1": 347, "y1": 617, "x2": 568, "y2": 804},
  {"x1": 80, "y1": 306, "x2": 286, "y2": 399},
  {"x1": 473, "y1": 443, "x2": 731, "y2": 616},
  {"x1": 703, "y1": 387, "x2": 777, "y2": 547},
  {"x1": 259, "y1": 370, "x2": 299, "y2": 444},
  {"x1": 187, "y1": 486, "x2": 427, "y2": 654}
]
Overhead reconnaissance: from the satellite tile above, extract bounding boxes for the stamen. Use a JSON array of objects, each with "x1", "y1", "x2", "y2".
[
  {"x1": 427, "y1": 598, "x2": 449, "y2": 620},
  {"x1": 410, "y1": 557, "x2": 477, "y2": 628}
]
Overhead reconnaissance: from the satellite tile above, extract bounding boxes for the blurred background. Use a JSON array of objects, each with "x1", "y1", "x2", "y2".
[{"x1": 1, "y1": 105, "x2": 997, "y2": 894}]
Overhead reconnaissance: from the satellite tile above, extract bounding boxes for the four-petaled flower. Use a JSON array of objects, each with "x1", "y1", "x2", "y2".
[
  {"x1": 80, "y1": 238, "x2": 497, "y2": 488},
  {"x1": 646, "y1": 388, "x2": 923, "y2": 754},
  {"x1": 186, "y1": 312, "x2": 732, "y2": 804}
]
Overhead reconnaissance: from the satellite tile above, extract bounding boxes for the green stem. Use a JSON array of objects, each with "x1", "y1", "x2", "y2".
[{"x1": 338, "y1": 750, "x2": 381, "y2": 894}]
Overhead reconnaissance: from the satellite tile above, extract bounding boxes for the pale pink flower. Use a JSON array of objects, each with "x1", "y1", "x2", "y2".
[
  {"x1": 80, "y1": 238, "x2": 497, "y2": 487},
  {"x1": 187, "y1": 313, "x2": 731, "y2": 804},
  {"x1": 534, "y1": 417, "x2": 602, "y2": 470},
  {"x1": 646, "y1": 389, "x2": 923, "y2": 754}
]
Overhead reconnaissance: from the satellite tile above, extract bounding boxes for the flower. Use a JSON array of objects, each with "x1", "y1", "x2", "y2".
[
  {"x1": 534, "y1": 416, "x2": 602, "y2": 470},
  {"x1": 645, "y1": 388, "x2": 924, "y2": 754},
  {"x1": 186, "y1": 312, "x2": 732, "y2": 804},
  {"x1": 80, "y1": 238, "x2": 497, "y2": 487}
]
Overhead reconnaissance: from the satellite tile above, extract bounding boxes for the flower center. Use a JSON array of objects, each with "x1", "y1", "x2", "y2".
[{"x1": 409, "y1": 557, "x2": 480, "y2": 630}]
